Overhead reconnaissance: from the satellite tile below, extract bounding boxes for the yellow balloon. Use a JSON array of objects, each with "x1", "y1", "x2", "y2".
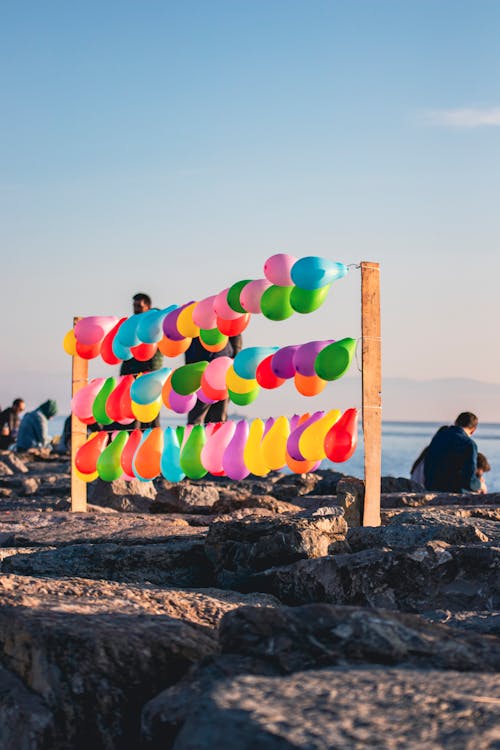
[
  {"x1": 226, "y1": 365, "x2": 258, "y2": 394},
  {"x1": 63, "y1": 329, "x2": 77, "y2": 356},
  {"x1": 261, "y1": 416, "x2": 290, "y2": 471},
  {"x1": 299, "y1": 409, "x2": 341, "y2": 461},
  {"x1": 131, "y1": 398, "x2": 162, "y2": 422},
  {"x1": 243, "y1": 418, "x2": 270, "y2": 476},
  {"x1": 177, "y1": 302, "x2": 200, "y2": 338},
  {"x1": 75, "y1": 467, "x2": 99, "y2": 482}
]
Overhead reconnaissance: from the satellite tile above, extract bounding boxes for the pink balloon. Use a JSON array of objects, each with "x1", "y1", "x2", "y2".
[
  {"x1": 74, "y1": 316, "x2": 119, "y2": 346},
  {"x1": 192, "y1": 296, "x2": 217, "y2": 330},
  {"x1": 287, "y1": 411, "x2": 324, "y2": 461},
  {"x1": 196, "y1": 387, "x2": 217, "y2": 405},
  {"x1": 169, "y1": 390, "x2": 197, "y2": 414},
  {"x1": 239, "y1": 279, "x2": 272, "y2": 313},
  {"x1": 271, "y1": 345, "x2": 301, "y2": 379},
  {"x1": 263, "y1": 254, "x2": 297, "y2": 286},
  {"x1": 201, "y1": 421, "x2": 236, "y2": 474},
  {"x1": 213, "y1": 288, "x2": 242, "y2": 321},
  {"x1": 72, "y1": 378, "x2": 106, "y2": 421},
  {"x1": 223, "y1": 420, "x2": 250, "y2": 480},
  {"x1": 294, "y1": 340, "x2": 334, "y2": 377},
  {"x1": 289, "y1": 414, "x2": 302, "y2": 432},
  {"x1": 203, "y1": 356, "x2": 233, "y2": 392}
]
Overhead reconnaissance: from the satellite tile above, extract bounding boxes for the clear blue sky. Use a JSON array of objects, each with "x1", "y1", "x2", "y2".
[{"x1": 1, "y1": 1, "x2": 499, "y2": 418}]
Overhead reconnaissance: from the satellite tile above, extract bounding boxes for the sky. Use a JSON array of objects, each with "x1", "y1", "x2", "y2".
[{"x1": 1, "y1": 1, "x2": 499, "y2": 420}]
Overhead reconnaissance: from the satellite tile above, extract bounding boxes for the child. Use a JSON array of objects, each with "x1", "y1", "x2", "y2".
[{"x1": 476, "y1": 453, "x2": 491, "y2": 494}]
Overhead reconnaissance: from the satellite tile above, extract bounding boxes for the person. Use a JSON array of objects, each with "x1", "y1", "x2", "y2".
[
  {"x1": 424, "y1": 412, "x2": 481, "y2": 493},
  {"x1": 476, "y1": 453, "x2": 491, "y2": 494},
  {"x1": 0, "y1": 398, "x2": 25, "y2": 449},
  {"x1": 15, "y1": 400, "x2": 58, "y2": 451},
  {"x1": 410, "y1": 425, "x2": 448, "y2": 487},
  {"x1": 54, "y1": 415, "x2": 72, "y2": 455},
  {"x1": 185, "y1": 334, "x2": 243, "y2": 425}
]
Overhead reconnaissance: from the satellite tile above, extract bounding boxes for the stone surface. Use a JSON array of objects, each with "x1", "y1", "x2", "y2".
[
  {"x1": 0, "y1": 663, "x2": 55, "y2": 749},
  {"x1": 154, "y1": 481, "x2": 220, "y2": 514},
  {"x1": 88, "y1": 477, "x2": 157, "y2": 512},
  {"x1": 347, "y1": 517, "x2": 492, "y2": 551},
  {"x1": 381, "y1": 476, "x2": 425, "y2": 492},
  {"x1": 0, "y1": 451, "x2": 29, "y2": 473},
  {"x1": 336, "y1": 476, "x2": 365, "y2": 527},
  {"x1": 0, "y1": 461, "x2": 14, "y2": 476},
  {"x1": 382, "y1": 491, "x2": 500, "y2": 508}
]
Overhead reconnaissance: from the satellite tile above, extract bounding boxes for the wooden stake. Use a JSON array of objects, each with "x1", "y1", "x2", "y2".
[
  {"x1": 361, "y1": 262, "x2": 382, "y2": 526},
  {"x1": 71, "y1": 317, "x2": 88, "y2": 512}
]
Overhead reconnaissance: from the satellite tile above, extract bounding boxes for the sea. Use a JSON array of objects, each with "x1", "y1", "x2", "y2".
[{"x1": 49, "y1": 417, "x2": 500, "y2": 493}]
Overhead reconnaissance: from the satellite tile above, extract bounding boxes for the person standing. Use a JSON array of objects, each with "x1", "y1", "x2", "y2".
[
  {"x1": 0, "y1": 398, "x2": 25, "y2": 449},
  {"x1": 15, "y1": 400, "x2": 58, "y2": 451},
  {"x1": 185, "y1": 335, "x2": 242, "y2": 425},
  {"x1": 424, "y1": 412, "x2": 481, "y2": 493}
]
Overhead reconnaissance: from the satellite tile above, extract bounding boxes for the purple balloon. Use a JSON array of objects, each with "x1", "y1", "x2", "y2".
[
  {"x1": 263, "y1": 417, "x2": 275, "y2": 437},
  {"x1": 271, "y1": 345, "x2": 301, "y2": 379},
  {"x1": 294, "y1": 340, "x2": 334, "y2": 377},
  {"x1": 289, "y1": 414, "x2": 301, "y2": 432},
  {"x1": 196, "y1": 387, "x2": 217, "y2": 405},
  {"x1": 169, "y1": 390, "x2": 197, "y2": 414},
  {"x1": 286, "y1": 411, "x2": 324, "y2": 461},
  {"x1": 162, "y1": 302, "x2": 194, "y2": 341},
  {"x1": 222, "y1": 420, "x2": 250, "y2": 480}
]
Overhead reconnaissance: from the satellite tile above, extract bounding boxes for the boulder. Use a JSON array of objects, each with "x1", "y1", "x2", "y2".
[
  {"x1": 381, "y1": 476, "x2": 425, "y2": 492},
  {"x1": 270, "y1": 473, "x2": 321, "y2": 500},
  {"x1": 0, "y1": 663, "x2": 55, "y2": 749},
  {"x1": 336, "y1": 476, "x2": 364, "y2": 527},
  {"x1": 88, "y1": 477, "x2": 157, "y2": 512},
  {"x1": 154, "y1": 481, "x2": 220, "y2": 514}
]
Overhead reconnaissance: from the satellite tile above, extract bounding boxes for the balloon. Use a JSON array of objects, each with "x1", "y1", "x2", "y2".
[
  {"x1": 314, "y1": 337, "x2": 356, "y2": 381},
  {"x1": 161, "y1": 427, "x2": 185, "y2": 482},
  {"x1": 101, "y1": 317, "x2": 127, "y2": 364},
  {"x1": 225, "y1": 365, "x2": 258, "y2": 394},
  {"x1": 291, "y1": 257, "x2": 348, "y2": 290},
  {"x1": 169, "y1": 390, "x2": 197, "y2": 414},
  {"x1": 133, "y1": 427, "x2": 163, "y2": 480},
  {"x1": 163, "y1": 302, "x2": 194, "y2": 341},
  {"x1": 216, "y1": 313, "x2": 251, "y2": 337},
  {"x1": 161, "y1": 372, "x2": 173, "y2": 409},
  {"x1": 74, "y1": 316, "x2": 118, "y2": 346},
  {"x1": 239, "y1": 279, "x2": 272, "y2": 313},
  {"x1": 192, "y1": 295, "x2": 217, "y2": 329},
  {"x1": 294, "y1": 371, "x2": 327, "y2": 397},
  {"x1": 243, "y1": 418, "x2": 269, "y2": 476},
  {"x1": 131, "y1": 368, "x2": 171, "y2": 404},
  {"x1": 199, "y1": 328, "x2": 227, "y2": 347},
  {"x1": 294, "y1": 340, "x2": 333, "y2": 376},
  {"x1": 324, "y1": 408, "x2": 358, "y2": 463},
  {"x1": 75, "y1": 466, "x2": 99, "y2": 483},
  {"x1": 137, "y1": 305, "x2": 176, "y2": 344},
  {"x1": 287, "y1": 411, "x2": 324, "y2": 461},
  {"x1": 130, "y1": 343, "x2": 159, "y2": 362},
  {"x1": 201, "y1": 420, "x2": 236, "y2": 475},
  {"x1": 233, "y1": 346, "x2": 278, "y2": 379},
  {"x1": 263, "y1": 416, "x2": 275, "y2": 436},
  {"x1": 201, "y1": 357, "x2": 232, "y2": 400},
  {"x1": 223, "y1": 420, "x2": 250, "y2": 480},
  {"x1": 261, "y1": 416, "x2": 290, "y2": 470},
  {"x1": 171, "y1": 362, "x2": 208, "y2": 396},
  {"x1": 75, "y1": 431, "x2": 108, "y2": 475},
  {"x1": 227, "y1": 279, "x2": 252, "y2": 313},
  {"x1": 176, "y1": 425, "x2": 186, "y2": 447},
  {"x1": 260, "y1": 285, "x2": 294, "y2": 321},
  {"x1": 158, "y1": 335, "x2": 192, "y2": 357},
  {"x1": 196, "y1": 387, "x2": 217, "y2": 405},
  {"x1": 111, "y1": 336, "x2": 132, "y2": 361},
  {"x1": 180, "y1": 424, "x2": 207, "y2": 479},
  {"x1": 115, "y1": 314, "x2": 142, "y2": 348},
  {"x1": 228, "y1": 386, "x2": 260, "y2": 406},
  {"x1": 176, "y1": 302, "x2": 200, "y2": 338},
  {"x1": 299, "y1": 409, "x2": 341, "y2": 461},
  {"x1": 255, "y1": 354, "x2": 286, "y2": 389},
  {"x1": 290, "y1": 284, "x2": 331, "y2": 314},
  {"x1": 63, "y1": 329, "x2": 77, "y2": 356},
  {"x1": 105, "y1": 375, "x2": 135, "y2": 423},
  {"x1": 131, "y1": 398, "x2": 162, "y2": 422},
  {"x1": 97, "y1": 431, "x2": 128, "y2": 481},
  {"x1": 72, "y1": 378, "x2": 105, "y2": 424},
  {"x1": 285, "y1": 454, "x2": 321, "y2": 474},
  {"x1": 271, "y1": 345, "x2": 300, "y2": 379},
  {"x1": 92, "y1": 377, "x2": 116, "y2": 425},
  {"x1": 76, "y1": 340, "x2": 102, "y2": 360},
  {"x1": 213, "y1": 288, "x2": 243, "y2": 320},
  {"x1": 120, "y1": 428, "x2": 142, "y2": 476},
  {"x1": 263, "y1": 253, "x2": 297, "y2": 286}
]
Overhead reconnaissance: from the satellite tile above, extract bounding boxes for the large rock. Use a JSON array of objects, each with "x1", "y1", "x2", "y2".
[
  {"x1": 347, "y1": 517, "x2": 491, "y2": 551},
  {"x1": 381, "y1": 476, "x2": 425, "y2": 492},
  {"x1": 336, "y1": 476, "x2": 364, "y2": 527},
  {"x1": 0, "y1": 663, "x2": 55, "y2": 748},
  {"x1": 88, "y1": 477, "x2": 157, "y2": 512},
  {"x1": 154, "y1": 480, "x2": 220, "y2": 514},
  {"x1": 382, "y1": 491, "x2": 500, "y2": 508},
  {"x1": 270, "y1": 472, "x2": 321, "y2": 500}
]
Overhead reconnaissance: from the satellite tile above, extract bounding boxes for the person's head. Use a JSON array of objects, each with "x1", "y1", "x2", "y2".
[
  {"x1": 132, "y1": 293, "x2": 152, "y2": 314},
  {"x1": 477, "y1": 453, "x2": 491, "y2": 474},
  {"x1": 12, "y1": 398, "x2": 25, "y2": 414},
  {"x1": 455, "y1": 412, "x2": 478, "y2": 435},
  {"x1": 39, "y1": 400, "x2": 57, "y2": 419}
]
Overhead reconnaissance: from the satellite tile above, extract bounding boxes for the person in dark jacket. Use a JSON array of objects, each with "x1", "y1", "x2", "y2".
[
  {"x1": 0, "y1": 398, "x2": 25, "y2": 449},
  {"x1": 15, "y1": 400, "x2": 58, "y2": 451},
  {"x1": 185, "y1": 335, "x2": 242, "y2": 424},
  {"x1": 424, "y1": 412, "x2": 481, "y2": 493}
]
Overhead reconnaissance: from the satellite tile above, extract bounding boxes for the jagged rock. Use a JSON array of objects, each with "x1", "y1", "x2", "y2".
[
  {"x1": 0, "y1": 663, "x2": 55, "y2": 748},
  {"x1": 336, "y1": 476, "x2": 365, "y2": 527},
  {"x1": 347, "y1": 519, "x2": 490, "y2": 551},
  {"x1": 0, "y1": 461, "x2": 14, "y2": 476},
  {"x1": 310, "y1": 469, "x2": 345, "y2": 495},
  {"x1": 424, "y1": 610, "x2": 500, "y2": 636},
  {"x1": 382, "y1": 491, "x2": 500, "y2": 508},
  {"x1": 165, "y1": 667, "x2": 500, "y2": 750},
  {"x1": 87, "y1": 477, "x2": 157, "y2": 512},
  {"x1": 211, "y1": 489, "x2": 302, "y2": 516},
  {"x1": 205, "y1": 510, "x2": 348, "y2": 587},
  {"x1": 270, "y1": 473, "x2": 321, "y2": 500},
  {"x1": 0, "y1": 452, "x2": 28, "y2": 474},
  {"x1": 154, "y1": 481, "x2": 220, "y2": 514},
  {"x1": 381, "y1": 476, "x2": 425, "y2": 492},
  {"x1": 219, "y1": 603, "x2": 500, "y2": 672}
]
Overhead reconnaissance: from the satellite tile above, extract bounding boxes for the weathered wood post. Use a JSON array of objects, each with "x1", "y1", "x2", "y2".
[
  {"x1": 71, "y1": 317, "x2": 88, "y2": 512},
  {"x1": 361, "y1": 262, "x2": 382, "y2": 526}
]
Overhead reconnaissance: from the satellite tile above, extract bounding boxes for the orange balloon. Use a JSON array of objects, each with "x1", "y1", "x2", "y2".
[
  {"x1": 158, "y1": 335, "x2": 192, "y2": 357},
  {"x1": 161, "y1": 372, "x2": 174, "y2": 409},
  {"x1": 294, "y1": 371, "x2": 327, "y2": 396},
  {"x1": 285, "y1": 453, "x2": 321, "y2": 474},
  {"x1": 200, "y1": 338, "x2": 229, "y2": 353},
  {"x1": 134, "y1": 427, "x2": 163, "y2": 480}
]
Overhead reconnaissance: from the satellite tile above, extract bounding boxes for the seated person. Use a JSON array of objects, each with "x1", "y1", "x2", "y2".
[
  {"x1": 476, "y1": 452, "x2": 491, "y2": 494},
  {"x1": 16, "y1": 400, "x2": 58, "y2": 451},
  {"x1": 0, "y1": 398, "x2": 25, "y2": 449}
]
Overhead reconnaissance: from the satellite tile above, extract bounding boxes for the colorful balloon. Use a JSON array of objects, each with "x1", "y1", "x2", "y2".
[
  {"x1": 225, "y1": 365, "x2": 258, "y2": 394},
  {"x1": 133, "y1": 427, "x2": 163, "y2": 480},
  {"x1": 169, "y1": 390, "x2": 197, "y2": 414},
  {"x1": 294, "y1": 371, "x2": 327, "y2": 397},
  {"x1": 76, "y1": 340, "x2": 102, "y2": 360},
  {"x1": 105, "y1": 375, "x2": 135, "y2": 423},
  {"x1": 115, "y1": 314, "x2": 142, "y2": 348},
  {"x1": 161, "y1": 427, "x2": 185, "y2": 482},
  {"x1": 180, "y1": 424, "x2": 207, "y2": 479},
  {"x1": 111, "y1": 336, "x2": 132, "y2": 361},
  {"x1": 176, "y1": 302, "x2": 200, "y2": 338},
  {"x1": 255, "y1": 354, "x2": 286, "y2": 389},
  {"x1": 120, "y1": 428, "x2": 142, "y2": 477},
  {"x1": 130, "y1": 342, "x2": 159, "y2": 362},
  {"x1": 223, "y1": 420, "x2": 250, "y2": 480},
  {"x1": 201, "y1": 420, "x2": 236, "y2": 475},
  {"x1": 287, "y1": 411, "x2": 324, "y2": 461},
  {"x1": 75, "y1": 316, "x2": 118, "y2": 346},
  {"x1": 75, "y1": 431, "x2": 108, "y2": 475},
  {"x1": 199, "y1": 328, "x2": 228, "y2": 347},
  {"x1": 92, "y1": 378, "x2": 116, "y2": 425},
  {"x1": 72, "y1": 378, "x2": 105, "y2": 424},
  {"x1": 228, "y1": 386, "x2": 260, "y2": 406},
  {"x1": 171, "y1": 362, "x2": 208, "y2": 396},
  {"x1": 233, "y1": 346, "x2": 278, "y2": 379},
  {"x1": 271, "y1": 345, "x2": 300, "y2": 379},
  {"x1": 97, "y1": 431, "x2": 128, "y2": 481},
  {"x1": 243, "y1": 418, "x2": 269, "y2": 476},
  {"x1": 213, "y1": 288, "x2": 243, "y2": 320},
  {"x1": 263, "y1": 253, "x2": 297, "y2": 286},
  {"x1": 290, "y1": 284, "x2": 331, "y2": 314},
  {"x1": 239, "y1": 279, "x2": 272, "y2": 313},
  {"x1": 131, "y1": 368, "x2": 171, "y2": 404},
  {"x1": 294, "y1": 340, "x2": 333, "y2": 376},
  {"x1": 324, "y1": 408, "x2": 358, "y2": 463},
  {"x1": 158, "y1": 335, "x2": 192, "y2": 357},
  {"x1": 63, "y1": 329, "x2": 77, "y2": 356},
  {"x1": 314, "y1": 337, "x2": 356, "y2": 381},
  {"x1": 291, "y1": 257, "x2": 348, "y2": 290},
  {"x1": 261, "y1": 416, "x2": 290, "y2": 470},
  {"x1": 163, "y1": 302, "x2": 194, "y2": 341},
  {"x1": 137, "y1": 306, "x2": 176, "y2": 344},
  {"x1": 260, "y1": 285, "x2": 294, "y2": 321},
  {"x1": 227, "y1": 279, "x2": 252, "y2": 313},
  {"x1": 131, "y1": 398, "x2": 162, "y2": 422},
  {"x1": 285, "y1": 454, "x2": 321, "y2": 474},
  {"x1": 216, "y1": 313, "x2": 251, "y2": 337},
  {"x1": 192, "y1": 295, "x2": 217, "y2": 329},
  {"x1": 101, "y1": 317, "x2": 127, "y2": 365},
  {"x1": 299, "y1": 409, "x2": 341, "y2": 461},
  {"x1": 201, "y1": 356, "x2": 232, "y2": 400}
]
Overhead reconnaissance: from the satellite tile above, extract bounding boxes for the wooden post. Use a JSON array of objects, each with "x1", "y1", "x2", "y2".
[
  {"x1": 71, "y1": 317, "x2": 88, "y2": 512},
  {"x1": 361, "y1": 262, "x2": 382, "y2": 526}
]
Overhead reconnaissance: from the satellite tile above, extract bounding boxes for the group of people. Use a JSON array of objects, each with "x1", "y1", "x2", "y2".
[
  {"x1": 411, "y1": 412, "x2": 490, "y2": 494},
  {"x1": 0, "y1": 398, "x2": 58, "y2": 452}
]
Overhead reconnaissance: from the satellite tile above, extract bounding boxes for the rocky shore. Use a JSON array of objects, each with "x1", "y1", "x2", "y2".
[{"x1": 0, "y1": 450, "x2": 499, "y2": 749}]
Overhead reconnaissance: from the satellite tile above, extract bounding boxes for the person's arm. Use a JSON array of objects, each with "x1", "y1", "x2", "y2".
[{"x1": 462, "y1": 441, "x2": 481, "y2": 491}]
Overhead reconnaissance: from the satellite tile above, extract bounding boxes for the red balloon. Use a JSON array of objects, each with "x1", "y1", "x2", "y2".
[
  {"x1": 120, "y1": 429, "x2": 142, "y2": 476},
  {"x1": 75, "y1": 432, "x2": 108, "y2": 474},
  {"x1": 216, "y1": 314, "x2": 251, "y2": 336},
  {"x1": 76, "y1": 340, "x2": 102, "y2": 360},
  {"x1": 101, "y1": 317, "x2": 127, "y2": 365},
  {"x1": 255, "y1": 354, "x2": 286, "y2": 389},
  {"x1": 324, "y1": 408, "x2": 358, "y2": 463},
  {"x1": 130, "y1": 342, "x2": 158, "y2": 362},
  {"x1": 105, "y1": 375, "x2": 135, "y2": 422}
]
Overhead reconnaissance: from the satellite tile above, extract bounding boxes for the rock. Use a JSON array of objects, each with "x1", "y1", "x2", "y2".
[
  {"x1": 347, "y1": 519, "x2": 490, "y2": 551},
  {"x1": 18, "y1": 476, "x2": 41, "y2": 495},
  {"x1": 0, "y1": 452, "x2": 28, "y2": 474},
  {"x1": 219, "y1": 603, "x2": 500, "y2": 672},
  {"x1": 336, "y1": 476, "x2": 364, "y2": 527},
  {"x1": 211, "y1": 489, "x2": 302, "y2": 516},
  {"x1": 154, "y1": 481, "x2": 220, "y2": 514},
  {"x1": 0, "y1": 663, "x2": 55, "y2": 749},
  {"x1": 381, "y1": 476, "x2": 425, "y2": 492},
  {"x1": 423, "y1": 610, "x2": 500, "y2": 636},
  {"x1": 0, "y1": 461, "x2": 14, "y2": 476},
  {"x1": 310, "y1": 469, "x2": 345, "y2": 495},
  {"x1": 88, "y1": 477, "x2": 157, "y2": 512},
  {"x1": 381, "y1": 491, "x2": 500, "y2": 509},
  {"x1": 270, "y1": 473, "x2": 321, "y2": 500}
]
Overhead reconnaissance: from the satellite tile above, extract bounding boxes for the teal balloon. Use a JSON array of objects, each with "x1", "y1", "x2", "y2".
[
  {"x1": 112, "y1": 337, "x2": 132, "y2": 361},
  {"x1": 171, "y1": 362, "x2": 208, "y2": 396},
  {"x1": 291, "y1": 257, "x2": 348, "y2": 290},
  {"x1": 130, "y1": 367, "x2": 170, "y2": 405},
  {"x1": 314, "y1": 337, "x2": 356, "y2": 381},
  {"x1": 260, "y1": 285, "x2": 294, "y2": 321},
  {"x1": 290, "y1": 284, "x2": 331, "y2": 314},
  {"x1": 227, "y1": 279, "x2": 252, "y2": 313},
  {"x1": 97, "y1": 431, "x2": 127, "y2": 481},
  {"x1": 228, "y1": 386, "x2": 260, "y2": 406},
  {"x1": 161, "y1": 427, "x2": 185, "y2": 482},
  {"x1": 115, "y1": 314, "x2": 141, "y2": 347},
  {"x1": 93, "y1": 377, "x2": 116, "y2": 425},
  {"x1": 233, "y1": 346, "x2": 279, "y2": 379},
  {"x1": 180, "y1": 425, "x2": 207, "y2": 479},
  {"x1": 137, "y1": 305, "x2": 177, "y2": 344}
]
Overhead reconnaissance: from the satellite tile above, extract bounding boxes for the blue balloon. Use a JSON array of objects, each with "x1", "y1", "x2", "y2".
[
  {"x1": 233, "y1": 346, "x2": 279, "y2": 379},
  {"x1": 161, "y1": 427, "x2": 185, "y2": 482},
  {"x1": 291, "y1": 257, "x2": 348, "y2": 290},
  {"x1": 137, "y1": 305, "x2": 177, "y2": 344},
  {"x1": 115, "y1": 314, "x2": 142, "y2": 347},
  {"x1": 130, "y1": 367, "x2": 171, "y2": 405},
  {"x1": 112, "y1": 337, "x2": 132, "y2": 361}
]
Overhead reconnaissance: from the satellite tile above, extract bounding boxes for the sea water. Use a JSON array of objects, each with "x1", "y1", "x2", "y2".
[{"x1": 50, "y1": 417, "x2": 500, "y2": 493}]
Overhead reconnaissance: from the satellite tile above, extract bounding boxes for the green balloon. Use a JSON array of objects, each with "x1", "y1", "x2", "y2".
[
  {"x1": 290, "y1": 284, "x2": 332, "y2": 314},
  {"x1": 92, "y1": 377, "x2": 116, "y2": 425},
  {"x1": 314, "y1": 337, "x2": 356, "y2": 381},
  {"x1": 227, "y1": 279, "x2": 252, "y2": 313},
  {"x1": 228, "y1": 386, "x2": 260, "y2": 406},
  {"x1": 171, "y1": 362, "x2": 208, "y2": 396},
  {"x1": 97, "y1": 431, "x2": 127, "y2": 481},
  {"x1": 199, "y1": 328, "x2": 227, "y2": 346},
  {"x1": 260, "y1": 285, "x2": 294, "y2": 321},
  {"x1": 180, "y1": 424, "x2": 207, "y2": 479},
  {"x1": 176, "y1": 425, "x2": 185, "y2": 446}
]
